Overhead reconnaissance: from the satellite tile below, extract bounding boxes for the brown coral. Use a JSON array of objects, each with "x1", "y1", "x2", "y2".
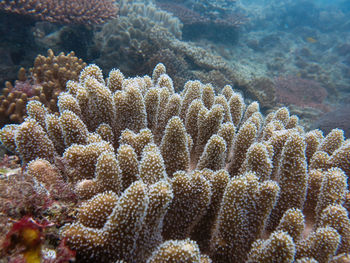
[
  {"x1": 0, "y1": 64, "x2": 349, "y2": 263},
  {"x1": 0, "y1": 49, "x2": 86, "y2": 125},
  {"x1": 0, "y1": 0, "x2": 118, "y2": 25}
]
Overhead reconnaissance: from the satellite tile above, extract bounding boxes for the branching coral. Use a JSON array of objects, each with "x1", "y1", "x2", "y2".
[
  {"x1": 1, "y1": 64, "x2": 349, "y2": 262},
  {"x1": 0, "y1": 49, "x2": 86, "y2": 125},
  {"x1": 0, "y1": 0, "x2": 118, "y2": 25}
]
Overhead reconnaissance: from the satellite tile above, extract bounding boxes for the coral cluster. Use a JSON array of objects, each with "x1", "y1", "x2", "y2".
[
  {"x1": 0, "y1": 49, "x2": 86, "y2": 125},
  {"x1": 1, "y1": 64, "x2": 349, "y2": 262},
  {"x1": 91, "y1": 0, "x2": 267, "y2": 107},
  {"x1": 93, "y1": 0, "x2": 182, "y2": 74},
  {"x1": 30, "y1": 49, "x2": 87, "y2": 112},
  {"x1": 0, "y1": 0, "x2": 118, "y2": 25}
]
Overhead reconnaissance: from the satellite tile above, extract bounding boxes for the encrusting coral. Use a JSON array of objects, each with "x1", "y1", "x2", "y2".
[{"x1": 0, "y1": 63, "x2": 349, "y2": 262}]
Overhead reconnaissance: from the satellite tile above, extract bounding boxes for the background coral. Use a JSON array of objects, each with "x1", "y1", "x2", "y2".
[
  {"x1": 155, "y1": 0, "x2": 244, "y2": 41},
  {"x1": 0, "y1": 0, "x2": 118, "y2": 25},
  {"x1": 274, "y1": 75, "x2": 329, "y2": 111},
  {"x1": 0, "y1": 49, "x2": 86, "y2": 126},
  {"x1": 92, "y1": 0, "x2": 182, "y2": 74}
]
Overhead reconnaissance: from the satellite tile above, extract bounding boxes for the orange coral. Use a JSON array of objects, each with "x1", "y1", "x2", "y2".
[{"x1": 0, "y1": 49, "x2": 86, "y2": 125}]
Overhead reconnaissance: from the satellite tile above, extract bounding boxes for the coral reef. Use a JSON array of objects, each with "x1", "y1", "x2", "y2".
[
  {"x1": 0, "y1": 64, "x2": 349, "y2": 262},
  {"x1": 155, "y1": 0, "x2": 244, "y2": 41},
  {"x1": 0, "y1": 49, "x2": 86, "y2": 125},
  {"x1": 156, "y1": 1, "x2": 242, "y2": 29},
  {"x1": 92, "y1": 0, "x2": 182, "y2": 74},
  {"x1": 274, "y1": 75, "x2": 329, "y2": 111},
  {"x1": 313, "y1": 105, "x2": 350, "y2": 138},
  {"x1": 0, "y1": 0, "x2": 118, "y2": 25}
]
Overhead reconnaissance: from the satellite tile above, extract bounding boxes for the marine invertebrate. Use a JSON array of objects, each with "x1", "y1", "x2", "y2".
[
  {"x1": 210, "y1": 172, "x2": 280, "y2": 262},
  {"x1": 0, "y1": 0, "x2": 118, "y2": 25},
  {"x1": 93, "y1": 0, "x2": 182, "y2": 74},
  {"x1": 274, "y1": 75, "x2": 329, "y2": 111},
  {"x1": 61, "y1": 182, "x2": 149, "y2": 262},
  {"x1": 1, "y1": 64, "x2": 349, "y2": 262},
  {"x1": 31, "y1": 49, "x2": 87, "y2": 112},
  {"x1": 0, "y1": 49, "x2": 86, "y2": 125},
  {"x1": 147, "y1": 239, "x2": 204, "y2": 263}
]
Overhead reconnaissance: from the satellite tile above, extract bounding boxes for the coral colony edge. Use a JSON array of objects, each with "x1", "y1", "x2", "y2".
[{"x1": 0, "y1": 63, "x2": 350, "y2": 263}]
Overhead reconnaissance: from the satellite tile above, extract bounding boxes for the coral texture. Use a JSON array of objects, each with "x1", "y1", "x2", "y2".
[
  {"x1": 0, "y1": 64, "x2": 349, "y2": 262},
  {"x1": 0, "y1": 0, "x2": 118, "y2": 25},
  {"x1": 274, "y1": 75, "x2": 328, "y2": 111},
  {"x1": 0, "y1": 49, "x2": 86, "y2": 125},
  {"x1": 93, "y1": 0, "x2": 182, "y2": 74}
]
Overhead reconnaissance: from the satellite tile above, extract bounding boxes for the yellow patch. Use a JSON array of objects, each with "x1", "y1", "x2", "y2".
[
  {"x1": 23, "y1": 246, "x2": 41, "y2": 263},
  {"x1": 306, "y1": 37, "x2": 317, "y2": 43},
  {"x1": 21, "y1": 228, "x2": 40, "y2": 247}
]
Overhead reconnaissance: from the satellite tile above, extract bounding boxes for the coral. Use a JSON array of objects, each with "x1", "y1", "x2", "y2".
[
  {"x1": 296, "y1": 227, "x2": 341, "y2": 263},
  {"x1": 147, "y1": 239, "x2": 203, "y2": 263},
  {"x1": 318, "y1": 205, "x2": 350, "y2": 254},
  {"x1": 211, "y1": 172, "x2": 280, "y2": 262},
  {"x1": 1, "y1": 64, "x2": 349, "y2": 262},
  {"x1": 155, "y1": 1, "x2": 244, "y2": 42},
  {"x1": 0, "y1": 0, "x2": 118, "y2": 25},
  {"x1": 31, "y1": 49, "x2": 87, "y2": 112},
  {"x1": 15, "y1": 118, "x2": 56, "y2": 164},
  {"x1": 268, "y1": 133, "x2": 308, "y2": 230},
  {"x1": 274, "y1": 75, "x2": 329, "y2": 111},
  {"x1": 0, "y1": 49, "x2": 86, "y2": 125},
  {"x1": 241, "y1": 142, "x2": 273, "y2": 181},
  {"x1": 276, "y1": 208, "x2": 305, "y2": 242},
  {"x1": 162, "y1": 170, "x2": 211, "y2": 240},
  {"x1": 160, "y1": 116, "x2": 190, "y2": 177},
  {"x1": 0, "y1": 72, "x2": 36, "y2": 125},
  {"x1": 318, "y1": 128, "x2": 344, "y2": 155},
  {"x1": 315, "y1": 168, "x2": 347, "y2": 220},
  {"x1": 75, "y1": 151, "x2": 122, "y2": 199},
  {"x1": 139, "y1": 144, "x2": 167, "y2": 185},
  {"x1": 330, "y1": 140, "x2": 350, "y2": 182},
  {"x1": 93, "y1": 0, "x2": 182, "y2": 74},
  {"x1": 27, "y1": 158, "x2": 74, "y2": 200},
  {"x1": 61, "y1": 182, "x2": 149, "y2": 262},
  {"x1": 313, "y1": 105, "x2": 350, "y2": 138},
  {"x1": 247, "y1": 231, "x2": 296, "y2": 263},
  {"x1": 197, "y1": 135, "x2": 226, "y2": 171}
]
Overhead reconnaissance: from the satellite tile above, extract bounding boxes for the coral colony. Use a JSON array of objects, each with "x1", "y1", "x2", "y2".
[
  {"x1": 0, "y1": 63, "x2": 349, "y2": 262},
  {"x1": 0, "y1": 0, "x2": 118, "y2": 25},
  {"x1": 0, "y1": 0, "x2": 349, "y2": 262}
]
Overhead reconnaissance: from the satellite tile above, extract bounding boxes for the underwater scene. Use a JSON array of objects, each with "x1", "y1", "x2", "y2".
[{"x1": 0, "y1": 0, "x2": 349, "y2": 262}]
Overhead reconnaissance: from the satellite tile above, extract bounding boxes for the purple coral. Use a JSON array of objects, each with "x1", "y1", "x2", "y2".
[{"x1": 274, "y1": 75, "x2": 328, "y2": 111}]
